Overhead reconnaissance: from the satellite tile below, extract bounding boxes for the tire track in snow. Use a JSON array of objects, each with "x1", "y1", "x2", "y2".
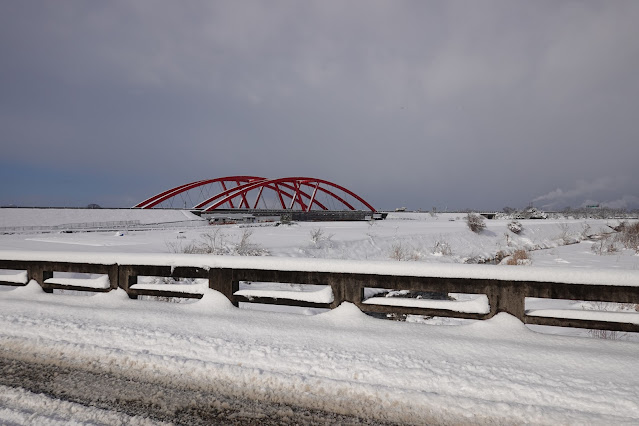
[{"x1": 0, "y1": 356, "x2": 404, "y2": 425}]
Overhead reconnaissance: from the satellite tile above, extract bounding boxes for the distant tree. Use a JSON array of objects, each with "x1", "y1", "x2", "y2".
[
  {"x1": 502, "y1": 206, "x2": 516, "y2": 214},
  {"x1": 86, "y1": 203, "x2": 101, "y2": 209}
]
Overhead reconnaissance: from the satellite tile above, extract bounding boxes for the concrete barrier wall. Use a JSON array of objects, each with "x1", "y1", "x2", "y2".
[{"x1": 1, "y1": 258, "x2": 638, "y2": 333}]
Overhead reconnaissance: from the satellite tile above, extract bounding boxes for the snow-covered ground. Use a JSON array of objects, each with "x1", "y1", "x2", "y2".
[
  {"x1": 1, "y1": 282, "x2": 639, "y2": 425},
  {"x1": 0, "y1": 210, "x2": 630, "y2": 264},
  {"x1": 1, "y1": 210, "x2": 639, "y2": 424}
]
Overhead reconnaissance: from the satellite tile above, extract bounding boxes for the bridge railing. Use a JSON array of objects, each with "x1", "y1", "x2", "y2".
[
  {"x1": 0, "y1": 220, "x2": 142, "y2": 234},
  {"x1": 1, "y1": 252, "x2": 638, "y2": 333}
]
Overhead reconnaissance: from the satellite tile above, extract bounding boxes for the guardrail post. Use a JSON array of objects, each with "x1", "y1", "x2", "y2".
[
  {"x1": 41, "y1": 269, "x2": 54, "y2": 293},
  {"x1": 327, "y1": 273, "x2": 362, "y2": 309},
  {"x1": 107, "y1": 264, "x2": 119, "y2": 290},
  {"x1": 29, "y1": 263, "x2": 53, "y2": 292},
  {"x1": 489, "y1": 280, "x2": 526, "y2": 321},
  {"x1": 343, "y1": 274, "x2": 362, "y2": 304},
  {"x1": 25, "y1": 263, "x2": 45, "y2": 287},
  {"x1": 209, "y1": 268, "x2": 238, "y2": 306},
  {"x1": 328, "y1": 277, "x2": 343, "y2": 309},
  {"x1": 118, "y1": 265, "x2": 138, "y2": 299}
]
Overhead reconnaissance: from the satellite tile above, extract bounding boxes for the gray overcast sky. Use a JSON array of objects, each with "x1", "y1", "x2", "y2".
[{"x1": 1, "y1": 0, "x2": 638, "y2": 211}]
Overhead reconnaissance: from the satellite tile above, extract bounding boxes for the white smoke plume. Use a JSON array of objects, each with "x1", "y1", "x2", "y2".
[{"x1": 532, "y1": 177, "x2": 639, "y2": 210}]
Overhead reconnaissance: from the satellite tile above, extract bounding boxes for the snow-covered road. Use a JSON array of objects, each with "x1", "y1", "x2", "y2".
[
  {"x1": 0, "y1": 357, "x2": 391, "y2": 425},
  {"x1": 1, "y1": 282, "x2": 638, "y2": 425}
]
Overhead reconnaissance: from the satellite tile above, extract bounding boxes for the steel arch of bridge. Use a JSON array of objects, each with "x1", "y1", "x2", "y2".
[{"x1": 134, "y1": 176, "x2": 376, "y2": 212}]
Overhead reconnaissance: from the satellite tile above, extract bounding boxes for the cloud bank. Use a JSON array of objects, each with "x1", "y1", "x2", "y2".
[{"x1": 1, "y1": 1, "x2": 638, "y2": 210}]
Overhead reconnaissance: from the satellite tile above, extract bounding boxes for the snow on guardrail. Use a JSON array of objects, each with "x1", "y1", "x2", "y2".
[
  {"x1": 44, "y1": 275, "x2": 111, "y2": 289},
  {"x1": 526, "y1": 308, "x2": 639, "y2": 324},
  {"x1": 235, "y1": 283, "x2": 334, "y2": 304},
  {"x1": 363, "y1": 294, "x2": 490, "y2": 314},
  {"x1": 0, "y1": 270, "x2": 28, "y2": 284}
]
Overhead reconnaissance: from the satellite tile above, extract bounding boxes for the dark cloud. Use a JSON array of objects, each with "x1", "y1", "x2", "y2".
[{"x1": 1, "y1": 0, "x2": 638, "y2": 210}]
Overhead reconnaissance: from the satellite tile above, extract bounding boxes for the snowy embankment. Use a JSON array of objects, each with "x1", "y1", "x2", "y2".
[
  {"x1": 274, "y1": 213, "x2": 622, "y2": 264},
  {"x1": 1, "y1": 282, "x2": 638, "y2": 424},
  {"x1": 0, "y1": 208, "x2": 206, "y2": 232}
]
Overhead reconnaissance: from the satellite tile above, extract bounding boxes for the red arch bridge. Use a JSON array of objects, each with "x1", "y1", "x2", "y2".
[{"x1": 134, "y1": 176, "x2": 385, "y2": 221}]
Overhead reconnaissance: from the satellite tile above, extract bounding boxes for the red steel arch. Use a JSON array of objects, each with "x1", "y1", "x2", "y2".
[
  {"x1": 135, "y1": 176, "x2": 376, "y2": 212},
  {"x1": 133, "y1": 176, "x2": 264, "y2": 209},
  {"x1": 198, "y1": 178, "x2": 356, "y2": 212},
  {"x1": 193, "y1": 179, "x2": 333, "y2": 210}
]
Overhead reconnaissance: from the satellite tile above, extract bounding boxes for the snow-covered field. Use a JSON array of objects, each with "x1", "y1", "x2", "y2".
[
  {"x1": 1, "y1": 209, "x2": 639, "y2": 424},
  {"x1": 0, "y1": 210, "x2": 633, "y2": 265}
]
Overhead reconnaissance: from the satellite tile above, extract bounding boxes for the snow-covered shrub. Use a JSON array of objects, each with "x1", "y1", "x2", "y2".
[
  {"x1": 432, "y1": 240, "x2": 452, "y2": 256},
  {"x1": 197, "y1": 229, "x2": 228, "y2": 254},
  {"x1": 234, "y1": 230, "x2": 269, "y2": 256},
  {"x1": 556, "y1": 223, "x2": 579, "y2": 245},
  {"x1": 309, "y1": 227, "x2": 334, "y2": 248},
  {"x1": 166, "y1": 229, "x2": 268, "y2": 256},
  {"x1": 165, "y1": 240, "x2": 200, "y2": 254},
  {"x1": 495, "y1": 250, "x2": 509, "y2": 264},
  {"x1": 464, "y1": 253, "x2": 492, "y2": 264},
  {"x1": 387, "y1": 241, "x2": 423, "y2": 261},
  {"x1": 309, "y1": 227, "x2": 324, "y2": 245},
  {"x1": 591, "y1": 235, "x2": 622, "y2": 255},
  {"x1": 507, "y1": 221, "x2": 522, "y2": 234},
  {"x1": 617, "y1": 221, "x2": 639, "y2": 252},
  {"x1": 505, "y1": 249, "x2": 532, "y2": 266},
  {"x1": 465, "y1": 213, "x2": 486, "y2": 233},
  {"x1": 501, "y1": 232, "x2": 513, "y2": 248},
  {"x1": 410, "y1": 253, "x2": 421, "y2": 261},
  {"x1": 520, "y1": 207, "x2": 547, "y2": 219},
  {"x1": 389, "y1": 242, "x2": 407, "y2": 261}
]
